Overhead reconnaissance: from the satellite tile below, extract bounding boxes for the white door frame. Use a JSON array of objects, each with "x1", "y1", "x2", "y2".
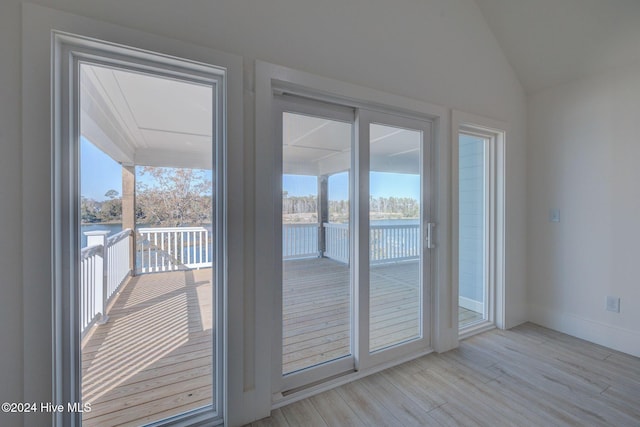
[
  {"x1": 452, "y1": 110, "x2": 507, "y2": 338},
  {"x1": 255, "y1": 61, "x2": 452, "y2": 408},
  {"x1": 22, "y1": 5, "x2": 244, "y2": 426},
  {"x1": 55, "y1": 33, "x2": 225, "y2": 426}
]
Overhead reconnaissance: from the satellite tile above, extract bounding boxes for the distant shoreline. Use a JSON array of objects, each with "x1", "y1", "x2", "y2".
[{"x1": 81, "y1": 221, "x2": 122, "y2": 226}]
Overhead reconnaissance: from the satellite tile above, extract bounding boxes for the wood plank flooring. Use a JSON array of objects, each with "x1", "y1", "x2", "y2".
[
  {"x1": 284, "y1": 258, "x2": 424, "y2": 373},
  {"x1": 81, "y1": 269, "x2": 214, "y2": 427},
  {"x1": 459, "y1": 306, "x2": 483, "y2": 328},
  {"x1": 251, "y1": 323, "x2": 640, "y2": 427}
]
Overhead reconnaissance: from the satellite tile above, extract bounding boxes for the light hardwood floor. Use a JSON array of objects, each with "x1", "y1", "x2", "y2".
[{"x1": 250, "y1": 323, "x2": 640, "y2": 427}]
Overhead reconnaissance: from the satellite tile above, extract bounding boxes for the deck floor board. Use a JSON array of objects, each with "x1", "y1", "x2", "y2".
[{"x1": 82, "y1": 258, "x2": 480, "y2": 425}]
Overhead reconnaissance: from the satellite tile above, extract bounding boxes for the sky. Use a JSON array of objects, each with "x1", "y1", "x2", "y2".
[
  {"x1": 81, "y1": 137, "x2": 122, "y2": 200},
  {"x1": 81, "y1": 137, "x2": 168, "y2": 200},
  {"x1": 284, "y1": 171, "x2": 420, "y2": 200}
]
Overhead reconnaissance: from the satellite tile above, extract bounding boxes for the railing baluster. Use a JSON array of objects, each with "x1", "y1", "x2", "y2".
[{"x1": 205, "y1": 230, "x2": 209, "y2": 265}]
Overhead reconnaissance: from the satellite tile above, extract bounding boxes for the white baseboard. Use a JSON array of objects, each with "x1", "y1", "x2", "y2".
[
  {"x1": 459, "y1": 296, "x2": 483, "y2": 313},
  {"x1": 529, "y1": 304, "x2": 640, "y2": 357}
]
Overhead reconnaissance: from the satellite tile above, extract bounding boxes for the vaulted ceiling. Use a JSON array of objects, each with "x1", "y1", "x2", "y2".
[{"x1": 474, "y1": 0, "x2": 640, "y2": 94}]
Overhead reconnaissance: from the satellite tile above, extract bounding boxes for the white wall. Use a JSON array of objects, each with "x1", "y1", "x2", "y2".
[
  {"x1": 2, "y1": 0, "x2": 526, "y2": 424},
  {"x1": 528, "y1": 61, "x2": 640, "y2": 357},
  {"x1": 25, "y1": 0, "x2": 527, "y2": 322},
  {"x1": 0, "y1": 0, "x2": 24, "y2": 424}
]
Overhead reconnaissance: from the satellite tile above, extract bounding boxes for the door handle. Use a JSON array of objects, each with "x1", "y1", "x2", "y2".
[{"x1": 426, "y1": 222, "x2": 435, "y2": 249}]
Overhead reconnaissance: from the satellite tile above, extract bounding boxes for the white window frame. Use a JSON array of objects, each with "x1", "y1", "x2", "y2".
[
  {"x1": 22, "y1": 4, "x2": 244, "y2": 426},
  {"x1": 452, "y1": 110, "x2": 506, "y2": 339}
]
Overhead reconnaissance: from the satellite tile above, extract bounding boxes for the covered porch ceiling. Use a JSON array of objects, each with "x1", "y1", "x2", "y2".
[
  {"x1": 80, "y1": 64, "x2": 213, "y2": 170},
  {"x1": 81, "y1": 63, "x2": 421, "y2": 176},
  {"x1": 283, "y1": 113, "x2": 421, "y2": 177}
]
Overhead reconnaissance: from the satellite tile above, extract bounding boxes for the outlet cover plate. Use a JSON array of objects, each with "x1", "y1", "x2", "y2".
[{"x1": 606, "y1": 296, "x2": 620, "y2": 313}]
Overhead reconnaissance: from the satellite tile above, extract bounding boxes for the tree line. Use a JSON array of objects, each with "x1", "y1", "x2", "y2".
[
  {"x1": 283, "y1": 194, "x2": 419, "y2": 220},
  {"x1": 82, "y1": 167, "x2": 212, "y2": 227}
]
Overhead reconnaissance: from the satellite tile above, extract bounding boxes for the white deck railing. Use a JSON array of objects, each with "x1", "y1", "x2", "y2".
[
  {"x1": 137, "y1": 226, "x2": 212, "y2": 273},
  {"x1": 323, "y1": 223, "x2": 349, "y2": 263},
  {"x1": 81, "y1": 229, "x2": 133, "y2": 335},
  {"x1": 369, "y1": 223, "x2": 420, "y2": 263},
  {"x1": 283, "y1": 222, "x2": 420, "y2": 264},
  {"x1": 80, "y1": 244, "x2": 103, "y2": 335},
  {"x1": 283, "y1": 223, "x2": 319, "y2": 259}
]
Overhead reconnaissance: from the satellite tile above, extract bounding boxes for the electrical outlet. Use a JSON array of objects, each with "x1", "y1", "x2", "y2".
[
  {"x1": 606, "y1": 296, "x2": 620, "y2": 313},
  {"x1": 549, "y1": 209, "x2": 560, "y2": 222}
]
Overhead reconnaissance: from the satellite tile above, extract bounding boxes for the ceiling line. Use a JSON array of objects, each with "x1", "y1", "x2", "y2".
[
  {"x1": 84, "y1": 66, "x2": 137, "y2": 152},
  {"x1": 370, "y1": 128, "x2": 405, "y2": 144},
  {"x1": 283, "y1": 145, "x2": 341, "y2": 153},
  {"x1": 288, "y1": 120, "x2": 332, "y2": 146},
  {"x1": 137, "y1": 127, "x2": 212, "y2": 138},
  {"x1": 112, "y1": 70, "x2": 151, "y2": 148},
  {"x1": 89, "y1": 66, "x2": 141, "y2": 149},
  {"x1": 388, "y1": 147, "x2": 420, "y2": 157}
]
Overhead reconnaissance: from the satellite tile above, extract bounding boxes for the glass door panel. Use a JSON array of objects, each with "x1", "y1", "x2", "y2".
[
  {"x1": 281, "y1": 110, "x2": 353, "y2": 376},
  {"x1": 368, "y1": 123, "x2": 422, "y2": 352},
  {"x1": 79, "y1": 63, "x2": 217, "y2": 425},
  {"x1": 275, "y1": 99, "x2": 431, "y2": 393},
  {"x1": 458, "y1": 133, "x2": 489, "y2": 328}
]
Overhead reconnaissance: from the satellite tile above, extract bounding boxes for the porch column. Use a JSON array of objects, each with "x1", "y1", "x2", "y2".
[
  {"x1": 122, "y1": 164, "x2": 136, "y2": 275},
  {"x1": 318, "y1": 174, "x2": 329, "y2": 257}
]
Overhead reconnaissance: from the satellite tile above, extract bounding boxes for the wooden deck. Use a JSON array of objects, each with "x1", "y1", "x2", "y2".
[
  {"x1": 284, "y1": 258, "x2": 482, "y2": 373},
  {"x1": 284, "y1": 258, "x2": 422, "y2": 373},
  {"x1": 82, "y1": 269, "x2": 214, "y2": 427},
  {"x1": 82, "y1": 258, "x2": 481, "y2": 425}
]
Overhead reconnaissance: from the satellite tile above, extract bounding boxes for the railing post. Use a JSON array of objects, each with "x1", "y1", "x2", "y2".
[
  {"x1": 318, "y1": 175, "x2": 328, "y2": 257},
  {"x1": 85, "y1": 230, "x2": 110, "y2": 324}
]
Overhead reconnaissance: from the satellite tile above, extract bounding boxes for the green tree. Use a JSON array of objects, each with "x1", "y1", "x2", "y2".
[
  {"x1": 97, "y1": 189, "x2": 122, "y2": 223},
  {"x1": 81, "y1": 196, "x2": 99, "y2": 223},
  {"x1": 136, "y1": 167, "x2": 212, "y2": 227}
]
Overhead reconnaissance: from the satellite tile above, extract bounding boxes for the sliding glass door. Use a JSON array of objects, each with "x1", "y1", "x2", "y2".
[
  {"x1": 275, "y1": 97, "x2": 432, "y2": 392},
  {"x1": 277, "y1": 97, "x2": 355, "y2": 390},
  {"x1": 368, "y1": 122, "x2": 423, "y2": 352}
]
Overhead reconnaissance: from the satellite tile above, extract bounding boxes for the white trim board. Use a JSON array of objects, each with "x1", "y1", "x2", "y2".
[{"x1": 530, "y1": 304, "x2": 640, "y2": 358}]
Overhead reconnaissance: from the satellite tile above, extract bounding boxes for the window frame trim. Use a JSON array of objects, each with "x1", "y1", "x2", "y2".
[{"x1": 452, "y1": 110, "x2": 507, "y2": 338}]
